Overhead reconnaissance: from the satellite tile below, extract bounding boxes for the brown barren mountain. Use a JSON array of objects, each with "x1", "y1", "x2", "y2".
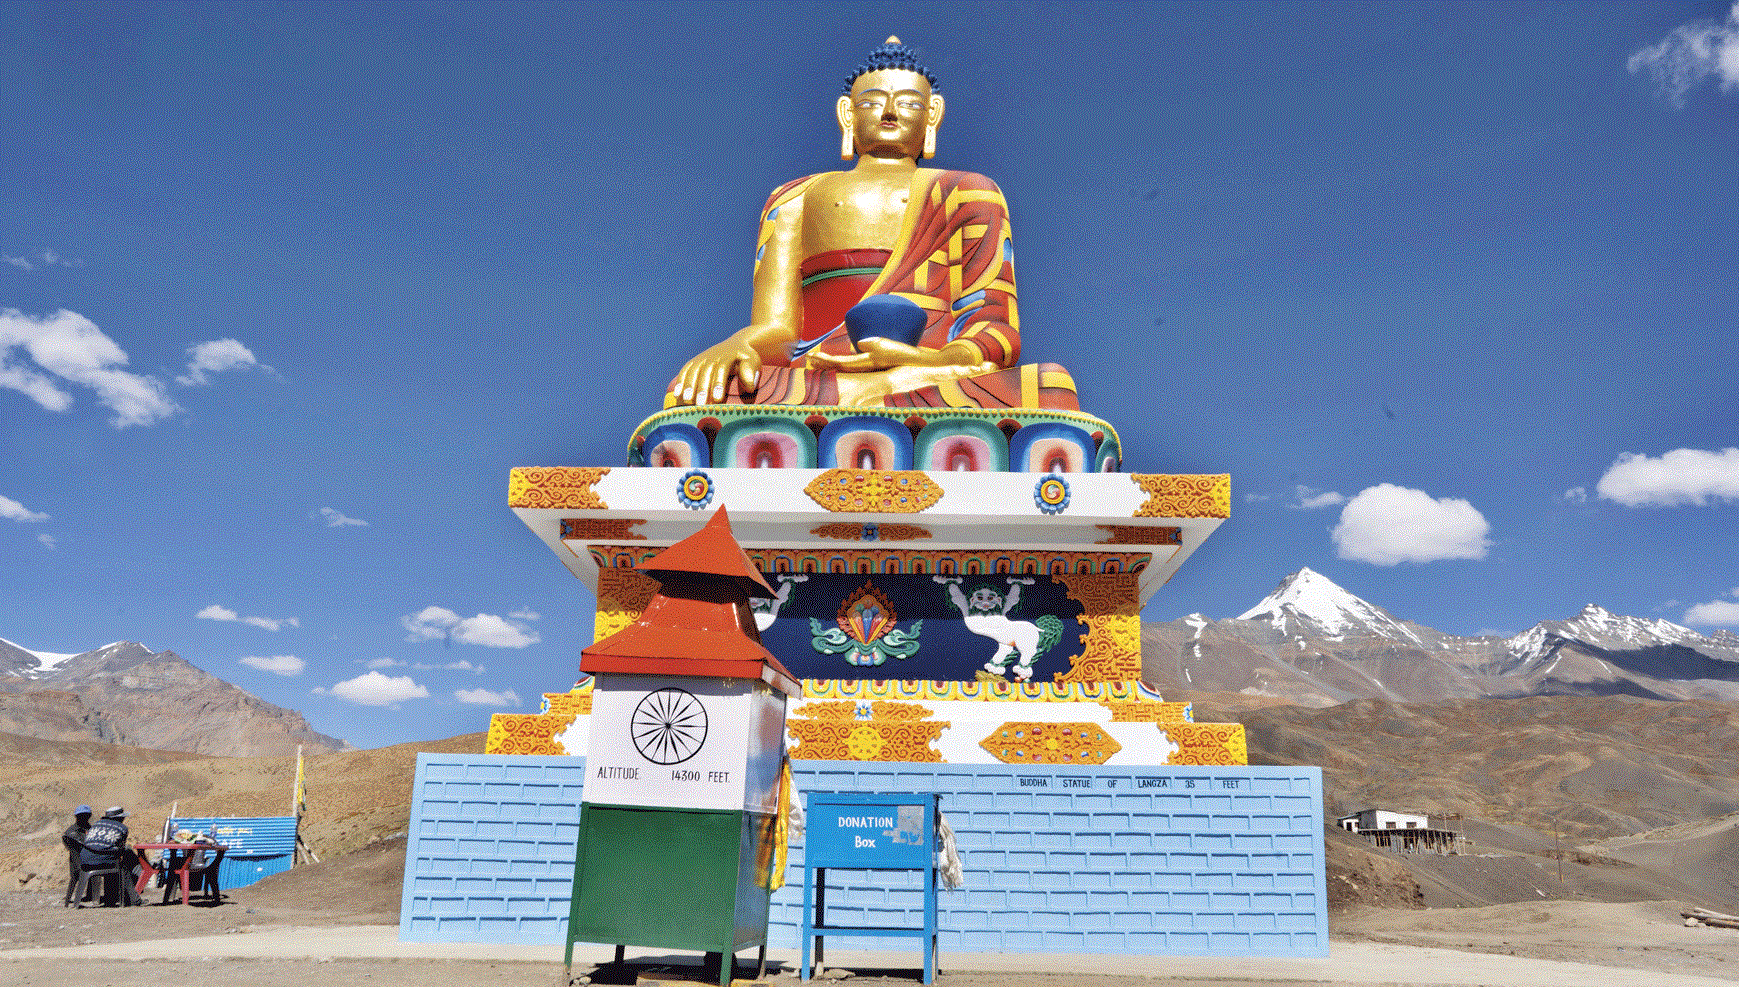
[{"x1": 0, "y1": 641, "x2": 349, "y2": 756}]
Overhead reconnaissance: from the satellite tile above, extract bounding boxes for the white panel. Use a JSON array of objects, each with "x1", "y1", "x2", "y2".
[{"x1": 583, "y1": 673, "x2": 762, "y2": 811}]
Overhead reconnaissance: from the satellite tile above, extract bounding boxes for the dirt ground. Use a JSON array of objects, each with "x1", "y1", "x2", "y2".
[
  {"x1": 5, "y1": 838, "x2": 1739, "y2": 987},
  {"x1": 8, "y1": 721, "x2": 1739, "y2": 986}
]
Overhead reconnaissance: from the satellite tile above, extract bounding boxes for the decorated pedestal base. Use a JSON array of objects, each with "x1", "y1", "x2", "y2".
[{"x1": 493, "y1": 445, "x2": 1241, "y2": 766}]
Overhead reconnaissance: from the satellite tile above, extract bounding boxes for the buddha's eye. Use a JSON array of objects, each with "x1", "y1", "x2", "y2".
[{"x1": 897, "y1": 99, "x2": 924, "y2": 111}]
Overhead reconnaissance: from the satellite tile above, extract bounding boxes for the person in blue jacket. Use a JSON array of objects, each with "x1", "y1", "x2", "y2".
[{"x1": 77, "y1": 806, "x2": 139, "y2": 906}]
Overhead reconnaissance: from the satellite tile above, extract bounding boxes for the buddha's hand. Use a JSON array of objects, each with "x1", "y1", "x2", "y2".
[
  {"x1": 808, "y1": 338, "x2": 993, "y2": 374},
  {"x1": 670, "y1": 331, "x2": 766, "y2": 406}
]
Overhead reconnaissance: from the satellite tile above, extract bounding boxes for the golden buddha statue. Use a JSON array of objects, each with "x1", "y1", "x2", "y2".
[{"x1": 666, "y1": 38, "x2": 1077, "y2": 412}]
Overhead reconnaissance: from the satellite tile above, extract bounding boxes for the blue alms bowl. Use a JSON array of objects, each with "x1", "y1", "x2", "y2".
[{"x1": 844, "y1": 294, "x2": 928, "y2": 348}]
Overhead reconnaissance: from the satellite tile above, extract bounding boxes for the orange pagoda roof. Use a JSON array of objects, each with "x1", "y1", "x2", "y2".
[{"x1": 581, "y1": 507, "x2": 797, "y2": 696}]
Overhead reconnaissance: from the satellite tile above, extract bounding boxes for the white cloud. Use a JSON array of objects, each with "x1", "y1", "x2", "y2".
[
  {"x1": 402, "y1": 606, "x2": 540, "y2": 648},
  {"x1": 1, "y1": 494, "x2": 49, "y2": 522},
  {"x1": 1628, "y1": 2, "x2": 1739, "y2": 106},
  {"x1": 196, "y1": 603, "x2": 300, "y2": 632},
  {"x1": 319, "y1": 670, "x2": 429, "y2": 707},
  {"x1": 0, "y1": 309, "x2": 178, "y2": 427},
  {"x1": 455, "y1": 687, "x2": 522, "y2": 707},
  {"x1": 239, "y1": 655, "x2": 306, "y2": 676},
  {"x1": 314, "y1": 507, "x2": 368, "y2": 527},
  {"x1": 1596, "y1": 448, "x2": 1739, "y2": 507},
  {"x1": 3, "y1": 249, "x2": 82, "y2": 271},
  {"x1": 1685, "y1": 599, "x2": 1739, "y2": 627},
  {"x1": 1562, "y1": 487, "x2": 1587, "y2": 504},
  {"x1": 1293, "y1": 485, "x2": 1346, "y2": 510},
  {"x1": 365, "y1": 657, "x2": 402, "y2": 669},
  {"x1": 38, "y1": 533, "x2": 55, "y2": 550},
  {"x1": 508, "y1": 608, "x2": 541, "y2": 621},
  {"x1": 176, "y1": 338, "x2": 269, "y2": 386},
  {"x1": 1331, "y1": 483, "x2": 1492, "y2": 566},
  {"x1": 413, "y1": 659, "x2": 487, "y2": 674}
]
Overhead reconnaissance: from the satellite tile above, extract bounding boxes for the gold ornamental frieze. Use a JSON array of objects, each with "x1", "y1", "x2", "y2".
[
  {"x1": 805, "y1": 469, "x2": 944, "y2": 513},
  {"x1": 1104, "y1": 700, "x2": 1192, "y2": 723},
  {"x1": 1055, "y1": 572, "x2": 1141, "y2": 683},
  {"x1": 1096, "y1": 524, "x2": 1183, "y2": 545},
  {"x1": 810, "y1": 522, "x2": 934, "y2": 541},
  {"x1": 561, "y1": 518, "x2": 645, "y2": 540},
  {"x1": 485, "y1": 713, "x2": 577, "y2": 755},
  {"x1": 792, "y1": 700, "x2": 935, "y2": 721},
  {"x1": 981, "y1": 721, "x2": 1122, "y2": 765},
  {"x1": 1168, "y1": 722, "x2": 1249, "y2": 765},
  {"x1": 787, "y1": 717, "x2": 947, "y2": 761},
  {"x1": 509, "y1": 467, "x2": 611, "y2": 510},
  {"x1": 1131, "y1": 474, "x2": 1231, "y2": 519}
]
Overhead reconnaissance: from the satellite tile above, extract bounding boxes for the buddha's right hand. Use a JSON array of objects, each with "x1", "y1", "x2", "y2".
[{"x1": 670, "y1": 332, "x2": 766, "y2": 406}]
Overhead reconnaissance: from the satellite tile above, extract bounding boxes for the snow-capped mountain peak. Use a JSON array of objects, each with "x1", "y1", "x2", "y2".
[
  {"x1": 1566, "y1": 605, "x2": 1702, "y2": 647},
  {"x1": 0, "y1": 636, "x2": 89, "y2": 677},
  {"x1": 1508, "y1": 604, "x2": 1717, "y2": 660},
  {"x1": 1236, "y1": 568, "x2": 1426, "y2": 646},
  {"x1": 1150, "y1": 571, "x2": 1739, "y2": 707}
]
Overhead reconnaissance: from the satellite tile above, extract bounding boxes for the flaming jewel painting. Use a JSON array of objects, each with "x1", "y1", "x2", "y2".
[{"x1": 810, "y1": 581, "x2": 923, "y2": 666}]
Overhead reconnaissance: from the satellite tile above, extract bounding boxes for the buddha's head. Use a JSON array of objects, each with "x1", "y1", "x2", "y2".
[{"x1": 837, "y1": 37, "x2": 945, "y2": 161}]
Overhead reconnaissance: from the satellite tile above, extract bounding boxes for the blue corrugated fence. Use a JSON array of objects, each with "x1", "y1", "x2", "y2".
[{"x1": 168, "y1": 815, "x2": 298, "y2": 890}]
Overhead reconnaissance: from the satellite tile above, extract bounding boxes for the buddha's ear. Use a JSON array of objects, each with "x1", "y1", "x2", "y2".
[
  {"x1": 924, "y1": 93, "x2": 945, "y2": 158},
  {"x1": 837, "y1": 95, "x2": 855, "y2": 161}
]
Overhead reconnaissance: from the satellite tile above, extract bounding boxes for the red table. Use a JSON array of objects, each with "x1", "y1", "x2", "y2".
[{"x1": 134, "y1": 842, "x2": 224, "y2": 904}]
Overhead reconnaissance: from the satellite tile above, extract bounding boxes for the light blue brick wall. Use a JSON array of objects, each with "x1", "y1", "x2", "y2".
[
  {"x1": 399, "y1": 755, "x2": 1327, "y2": 957},
  {"x1": 780, "y1": 764, "x2": 1325, "y2": 957},
  {"x1": 399, "y1": 754, "x2": 588, "y2": 944}
]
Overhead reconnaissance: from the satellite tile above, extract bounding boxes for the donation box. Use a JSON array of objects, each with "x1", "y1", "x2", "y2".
[{"x1": 802, "y1": 791, "x2": 942, "y2": 984}]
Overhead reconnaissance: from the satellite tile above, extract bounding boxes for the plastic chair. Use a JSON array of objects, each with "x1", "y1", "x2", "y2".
[
  {"x1": 191, "y1": 847, "x2": 226, "y2": 902},
  {"x1": 74, "y1": 859, "x2": 133, "y2": 907},
  {"x1": 164, "y1": 847, "x2": 226, "y2": 904}
]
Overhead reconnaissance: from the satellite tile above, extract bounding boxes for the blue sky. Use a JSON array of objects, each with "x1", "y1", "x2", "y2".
[{"x1": 3, "y1": 2, "x2": 1736, "y2": 750}]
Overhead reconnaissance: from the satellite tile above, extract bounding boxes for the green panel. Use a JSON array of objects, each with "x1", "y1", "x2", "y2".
[{"x1": 568, "y1": 804, "x2": 763, "y2": 954}]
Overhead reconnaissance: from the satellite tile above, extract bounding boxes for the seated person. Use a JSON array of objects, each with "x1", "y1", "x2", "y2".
[
  {"x1": 61, "y1": 804, "x2": 91, "y2": 907},
  {"x1": 77, "y1": 806, "x2": 139, "y2": 906},
  {"x1": 667, "y1": 38, "x2": 1077, "y2": 412}
]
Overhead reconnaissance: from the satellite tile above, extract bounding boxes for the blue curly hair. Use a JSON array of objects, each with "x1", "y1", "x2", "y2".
[{"x1": 842, "y1": 38, "x2": 940, "y2": 95}]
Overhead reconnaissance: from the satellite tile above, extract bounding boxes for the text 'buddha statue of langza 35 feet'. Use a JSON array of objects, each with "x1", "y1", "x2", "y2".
[{"x1": 667, "y1": 37, "x2": 1078, "y2": 413}]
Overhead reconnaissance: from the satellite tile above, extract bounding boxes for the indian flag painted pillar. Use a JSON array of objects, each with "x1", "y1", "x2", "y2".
[{"x1": 564, "y1": 507, "x2": 801, "y2": 987}]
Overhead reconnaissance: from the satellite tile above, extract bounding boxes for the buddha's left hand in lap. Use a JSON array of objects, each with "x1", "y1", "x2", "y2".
[{"x1": 807, "y1": 338, "x2": 993, "y2": 375}]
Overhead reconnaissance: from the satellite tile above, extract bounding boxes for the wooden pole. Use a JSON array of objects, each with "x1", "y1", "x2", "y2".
[{"x1": 292, "y1": 746, "x2": 304, "y2": 865}]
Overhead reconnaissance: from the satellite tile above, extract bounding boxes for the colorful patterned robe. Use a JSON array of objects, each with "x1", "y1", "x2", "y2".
[{"x1": 727, "y1": 169, "x2": 1079, "y2": 410}]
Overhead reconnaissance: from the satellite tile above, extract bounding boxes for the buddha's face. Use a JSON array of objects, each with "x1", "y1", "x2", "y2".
[{"x1": 838, "y1": 69, "x2": 944, "y2": 160}]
